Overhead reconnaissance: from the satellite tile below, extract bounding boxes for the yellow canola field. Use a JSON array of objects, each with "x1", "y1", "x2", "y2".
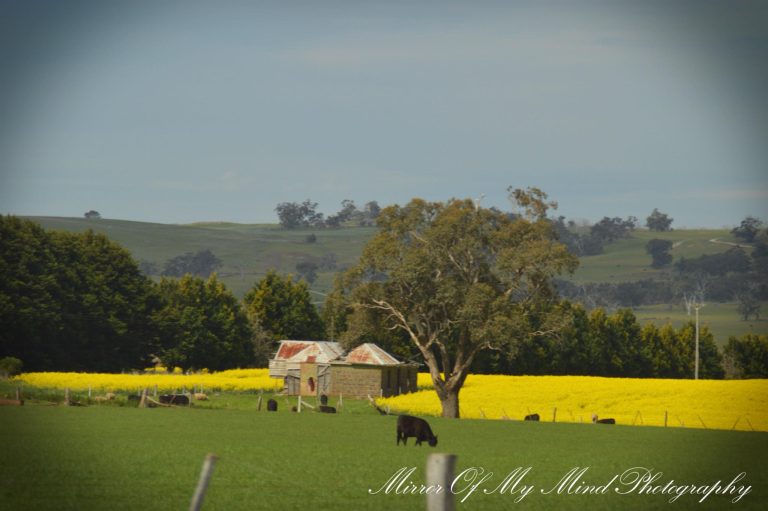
[
  {"x1": 380, "y1": 374, "x2": 768, "y2": 433},
  {"x1": 14, "y1": 368, "x2": 282, "y2": 393}
]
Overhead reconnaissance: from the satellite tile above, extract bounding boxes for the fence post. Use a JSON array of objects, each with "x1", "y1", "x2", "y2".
[
  {"x1": 664, "y1": 411, "x2": 668, "y2": 428},
  {"x1": 64, "y1": 388, "x2": 70, "y2": 406},
  {"x1": 298, "y1": 396, "x2": 302, "y2": 413},
  {"x1": 257, "y1": 395, "x2": 263, "y2": 411},
  {"x1": 552, "y1": 407, "x2": 557, "y2": 423},
  {"x1": 189, "y1": 453, "x2": 218, "y2": 511},
  {"x1": 16, "y1": 387, "x2": 21, "y2": 401},
  {"x1": 138, "y1": 388, "x2": 148, "y2": 408},
  {"x1": 426, "y1": 453, "x2": 456, "y2": 511},
  {"x1": 154, "y1": 385, "x2": 158, "y2": 398}
]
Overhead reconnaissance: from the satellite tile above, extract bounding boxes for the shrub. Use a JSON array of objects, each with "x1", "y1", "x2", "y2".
[{"x1": 0, "y1": 357, "x2": 23, "y2": 377}]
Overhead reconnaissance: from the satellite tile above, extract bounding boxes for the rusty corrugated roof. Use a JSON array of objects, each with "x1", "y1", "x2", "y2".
[
  {"x1": 345, "y1": 343, "x2": 401, "y2": 365},
  {"x1": 274, "y1": 340, "x2": 344, "y2": 363}
]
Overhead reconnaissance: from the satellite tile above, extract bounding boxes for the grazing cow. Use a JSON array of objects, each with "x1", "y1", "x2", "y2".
[
  {"x1": 396, "y1": 415, "x2": 438, "y2": 447},
  {"x1": 267, "y1": 399, "x2": 278, "y2": 412},
  {"x1": 318, "y1": 405, "x2": 336, "y2": 414},
  {"x1": 159, "y1": 394, "x2": 190, "y2": 405},
  {"x1": 127, "y1": 394, "x2": 141, "y2": 402},
  {"x1": 524, "y1": 413, "x2": 540, "y2": 421},
  {"x1": 592, "y1": 414, "x2": 615, "y2": 424}
]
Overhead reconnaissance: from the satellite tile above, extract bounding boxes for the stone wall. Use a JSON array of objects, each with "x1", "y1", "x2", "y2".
[{"x1": 329, "y1": 365, "x2": 383, "y2": 399}]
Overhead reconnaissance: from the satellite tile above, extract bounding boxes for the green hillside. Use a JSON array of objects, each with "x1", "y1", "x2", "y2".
[
  {"x1": 22, "y1": 216, "x2": 765, "y2": 342},
  {"x1": 25, "y1": 216, "x2": 376, "y2": 297},
  {"x1": 571, "y1": 229, "x2": 742, "y2": 284}
]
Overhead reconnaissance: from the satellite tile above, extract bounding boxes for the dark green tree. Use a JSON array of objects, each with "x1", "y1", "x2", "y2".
[
  {"x1": 723, "y1": 334, "x2": 768, "y2": 378},
  {"x1": 0, "y1": 216, "x2": 159, "y2": 371},
  {"x1": 731, "y1": 216, "x2": 763, "y2": 243},
  {"x1": 343, "y1": 188, "x2": 578, "y2": 417},
  {"x1": 242, "y1": 270, "x2": 324, "y2": 340},
  {"x1": 153, "y1": 274, "x2": 253, "y2": 371},
  {"x1": 678, "y1": 321, "x2": 724, "y2": 379},
  {"x1": 645, "y1": 238, "x2": 674, "y2": 268},
  {"x1": 646, "y1": 208, "x2": 673, "y2": 232},
  {"x1": 162, "y1": 249, "x2": 222, "y2": 278},
  {"x1": 275, "y1": 199, "x2": 324, "y2": 229},
  {"x1": 590, "y1": 216, "x2": 637, "y2": 243}
]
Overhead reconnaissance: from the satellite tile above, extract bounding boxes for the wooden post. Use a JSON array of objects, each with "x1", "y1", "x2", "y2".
[
  {"x1": 189, "y1": 453, "x2": 218, "y2": 511},
  {"x1": 88, "y1": 386, "x2": 92, "y2": 399},
  {"x1": 138, "y1": 388, "x2": 148, "y2": 408},
  {"x1": 552, "y1": 407, "x2": 557, "y2": 423},
  {"x1": 64, "y1": 388, "x2": 71, "y2": 406},
  {"x1": 257, "y1": 395, "x2": 263, "y2": 411},
  {"x1": 298, "y1": 395, "x2": 302, "y2": 413},
  {"x1": 426, "y1": 453, "x2": 456, "y2": 511},
  {"x1": 154, "y1": 385, "x2": 158, "y2": 397},
  {"x1": 339, "y1": 393, "x2": 343, "y2": 411},
  {"x1": 664, "y1": 411, "x2": 668, "y2": 428},
  {"x1": 16, "y1": 387, "x2": 21, "y2": 401}
]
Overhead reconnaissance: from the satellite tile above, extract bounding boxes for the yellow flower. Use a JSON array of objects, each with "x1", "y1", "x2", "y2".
[
  {"x1": 378, "y1": 374, "x2": 768, "y2": 432},
  {"x1": 13, "y1": 368, "x2": 282, "y2": 394}
]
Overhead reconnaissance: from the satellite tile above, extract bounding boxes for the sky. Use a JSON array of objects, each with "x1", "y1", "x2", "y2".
[{"x1": 1, "y1": 0, "x2": 767, "y2": 228}]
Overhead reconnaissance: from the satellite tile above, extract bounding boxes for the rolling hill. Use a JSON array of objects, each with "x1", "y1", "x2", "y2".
[{"x1": 22, "y1": 216, "x2": 765, "y2": 342}]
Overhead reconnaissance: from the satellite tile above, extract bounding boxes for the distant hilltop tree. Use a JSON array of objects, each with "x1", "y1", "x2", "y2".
[
  {"x1": 84, "y1": 210, "x2": 101, "y2": 220},
  {"x1": 275, "y1": 199, "x2": 324, "y2": 229},
  {"x1": 162, "y1": 249, "x2": 222, "y2": 278},
  {"x1": 732, "y1": 216, "x2": 763, "y2": 243},
  {"x1": 646, "y1": 208, "x2": 673, "y2": 232}
]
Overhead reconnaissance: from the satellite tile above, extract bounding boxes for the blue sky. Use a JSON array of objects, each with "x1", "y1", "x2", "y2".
[{"x1": 1, "y1": 0, "x2": 766, "y2": 227}]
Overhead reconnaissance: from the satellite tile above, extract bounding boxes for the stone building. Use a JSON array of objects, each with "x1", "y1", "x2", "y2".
[{"x1": 268, "y1": 340, "x2": 419, "y2": 398}]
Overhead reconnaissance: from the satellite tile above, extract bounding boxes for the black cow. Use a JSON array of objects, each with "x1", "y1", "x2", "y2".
[
  {"x1": 318, "y1": 405, "x2": 336, "y2": 413},
  {"x1": 319, "y1": 394, "x2": 329, "y2": 406},
  {"x1": 159, "y1": 394, "x2": 190, "y2": 405},
  {"x1": 396, "y1": 415, "x2": 438, "y2": 447},
  {"x1": 267, "y1": 399, "x2": 278, "y2": 412},
  {"x1": 592, "y1": 414, "x2": 615, "y2": 424},
  {"x1": 127, "y1": 394, "x2": 141, "y2": 402},
  {"x1": 524, "y1": 413, "x2": 540, "y2": 421}
]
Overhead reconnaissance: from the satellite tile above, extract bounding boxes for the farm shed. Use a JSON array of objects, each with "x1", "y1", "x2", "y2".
[{"x1": 268, "y1": 341, "x2": 418, "y2": 398}]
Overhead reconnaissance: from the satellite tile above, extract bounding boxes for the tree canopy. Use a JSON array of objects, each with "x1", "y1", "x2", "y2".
[
  {"x1": 646, "y1": 208, "x2": 673, "y2": 232},
  {"x1": 0, "y1": 216, "x2": 158, "y2": 371},
  {"x1": 342, "y1": 188, "x2": 578, "y2": 417},
  {"x1": 243, "y1": 270, "x2": 324, "y2": 341},
  {"x1": 153, "y1": 274, "x2": 253, "y2": 371}
]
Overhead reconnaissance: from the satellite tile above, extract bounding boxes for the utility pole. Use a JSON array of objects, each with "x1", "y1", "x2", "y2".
[{"x1": 694, "y1": 302, "x2": 703, "y2": 380}]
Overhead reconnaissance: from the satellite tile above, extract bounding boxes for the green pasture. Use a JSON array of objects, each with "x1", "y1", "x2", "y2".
[
  {"x1": 634, "y1": 302, "x2": 768, "y2": 345},
  {"x1": 26, "y1": 217, "x2": 745, "y2": 298},
  {"x1": 25, "y1": 216, "x2": 377, "y2": 297},
  {"x1": 1, "y1": 402, "x2": 765, "y2": 510},
  {"x1": 570, "y1": 229, "x2": 739, "y2": 284}
]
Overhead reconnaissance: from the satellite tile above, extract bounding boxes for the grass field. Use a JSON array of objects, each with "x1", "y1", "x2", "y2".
[
  {"x1": 1, "y1": 405, "x2": 766, "y2": 510},
  {"x1": 25, "y1": 216, "x2": 746, "y2": 297},
  {"x1": 24, "y1": 216, "x2": 377, "y2": 297},
  {"x1": 570, "y1": 229, "x2": 740, "y2": 284}
]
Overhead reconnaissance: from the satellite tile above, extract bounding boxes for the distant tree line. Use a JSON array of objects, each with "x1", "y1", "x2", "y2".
[{"x1": 275, "y1": 199, "x2": 381, "y2": 229}]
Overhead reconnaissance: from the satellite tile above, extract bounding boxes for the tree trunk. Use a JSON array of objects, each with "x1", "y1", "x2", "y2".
[{"x1": 439, "y1": 388, "x2": 460, "y2": 418}]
